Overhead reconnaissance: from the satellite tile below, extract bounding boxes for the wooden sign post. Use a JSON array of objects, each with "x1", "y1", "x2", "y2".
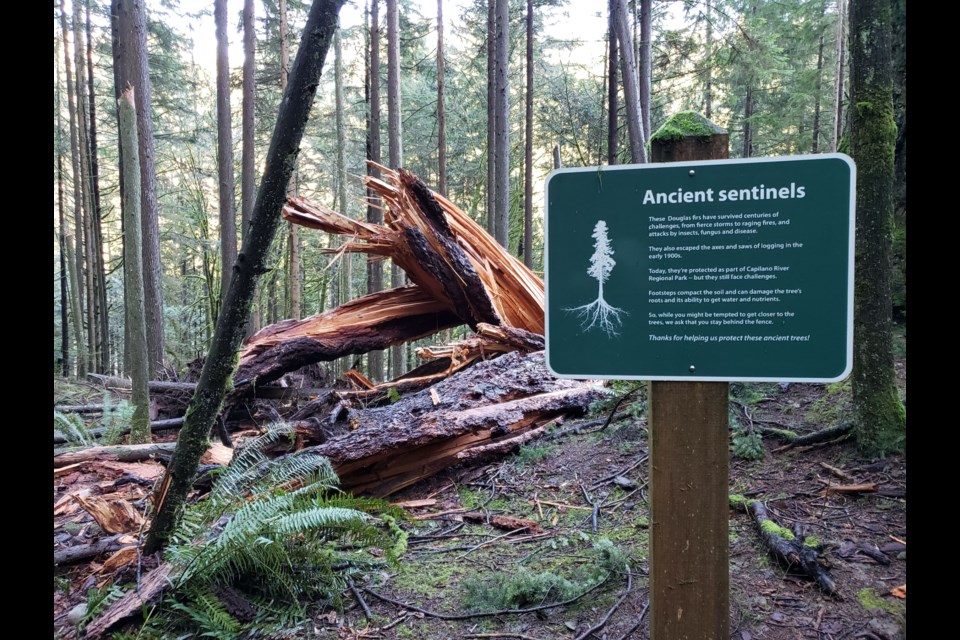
[
  {"x1": 649, "y1": 113, "x2": 730, "y2": 640},
  {"x1": 545, "y1": 113, "x2": 854, "y2": 639}
]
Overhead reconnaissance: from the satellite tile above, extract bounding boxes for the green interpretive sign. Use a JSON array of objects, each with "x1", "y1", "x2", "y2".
[{"x1": 545, "y1": 154, "x2": 855, "y2": 382}]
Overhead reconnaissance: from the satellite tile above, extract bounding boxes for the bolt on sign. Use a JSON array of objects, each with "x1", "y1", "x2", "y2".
[{"x1": 545, "y1": 154, "x2": 855, "y2": 382}]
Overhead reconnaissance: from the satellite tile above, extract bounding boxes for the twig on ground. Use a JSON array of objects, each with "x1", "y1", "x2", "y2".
[
  {"x1": 574, "y1": 566, "x2": 633, "y2": 640},
  {"x1": 613, "y1": 601, "x2": 650, "y2": 640},
  {"x1": 361, "y1": 577, "x2": 609, "y2": 621},
  {"x1": 348, "y1": 577, "x2": 373, "y2": 622}
]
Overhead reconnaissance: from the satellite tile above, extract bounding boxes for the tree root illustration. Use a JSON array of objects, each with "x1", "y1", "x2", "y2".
[{"x1": 565, "y1": 297, "x2": 628, "y2": 337}]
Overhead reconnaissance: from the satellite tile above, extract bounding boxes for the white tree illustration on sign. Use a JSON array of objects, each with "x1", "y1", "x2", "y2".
[{"x1": 565, "y1": 220, "x2": 627, "y2": 337}]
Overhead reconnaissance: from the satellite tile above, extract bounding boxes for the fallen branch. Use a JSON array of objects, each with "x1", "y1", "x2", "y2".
[
  {"x1": 772, "y1": 423, "x2": 853, "y2": 452},
  {"x1": 83, "y1": 563, "x2": 174, "y2": 639},
  {"x1": 734, "y1": 498, "x2": 837, "y2": 596},
  {"x1": 53, "y1": 534, "x2": 136, "y2": 566}
]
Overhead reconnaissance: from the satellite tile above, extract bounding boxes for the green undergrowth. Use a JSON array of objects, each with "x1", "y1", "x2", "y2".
[{"x1": 105, "y1": 424, "x2": 406, "y2": 639}]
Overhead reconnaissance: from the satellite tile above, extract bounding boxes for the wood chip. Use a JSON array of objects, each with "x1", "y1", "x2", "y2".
[
  {"x1": 391, "y1": 499, "x2": 438, "y2": 509},
  {"x1": 74, "y1": 493, "x2": 143, "y2": 535},
  {"x1": 823, "y1": 482, "x2": 878, "y2": 495},
  {"x1": 430, "y1": 388, "x2": 441, "y2": 406},
  {"x1": 890, "y1": 584, "x2": 906, "y2": 599},
  {"x1": 97, "y1": 546, "x2": 138, "y2": 574}
]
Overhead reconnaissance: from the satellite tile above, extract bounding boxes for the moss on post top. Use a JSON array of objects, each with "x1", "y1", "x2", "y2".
[{"x1": 651, "y1": 111, "x2": 726, "y2": 142}]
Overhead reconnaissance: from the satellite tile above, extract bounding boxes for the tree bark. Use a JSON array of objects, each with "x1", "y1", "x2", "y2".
[
  {"x1": 145, "y1": 0, "x2": 348, "y2": 554},
  {"x1": 118, "y1": 88, "x2": 152, "y2": 445},
  {"x1": 117, "y1": 0, "x2": 164, "y2": 376},
  {"x1": 242, "y1": 0, "x2": 256, "y2": 251},
  {"x1": 366, "y1": 0, "x2": 384, "y2": 381},
  {"x1": 607, "y1": 0, "x2": 619, "y2": 165},
  {"x1": 811, "y1": 28, "x2": 824, "y2": 154},
  {"x1": 493, "y1": 0, "x2": 510, "y2": 248},
  {"x1": 486, "y1": 0, "x2": 496, "y2": 236},
  {"x1": 638, "y1": 0, "x2": 652, "y2": 143},
  {"x1": 60, "y1": 0, "x2": 88, "y2": 377},
  {"x1": 832, "y1": 0, "x2": 846, "y2": 151},
  {"x1": 280, "y1": 0, "x2": 302, "y2": 322},
  {"x1": 387, "y1": 0, "x2": 405, "y2": 379},
  {"x1": 891, "y1": 0, "x2": 905, "y2": 222},
  {"x1": 848, "y1": 0, "x2": 905, "y2": 456},
  {"x1": 56, "y1": 52, "x2": 71, "y2": 377},
  {"x1": 73, "y1": 0, "x2": 99, "y2": 373},
  {"x1": 85, "y1": 0, "x2": 110, "y2": 372},
  {"x1": 611, "y1": 0, "x2": 646, "y2": 163},
  {"x1": 437, "y1": 0, "x2": 447, "y2": 197},
  {"x1": 215, "y1": 0, "x2": 237, "y2": 314},
  {"x1": 523, "y1": 0, "x2": 533, "y2": 268}
]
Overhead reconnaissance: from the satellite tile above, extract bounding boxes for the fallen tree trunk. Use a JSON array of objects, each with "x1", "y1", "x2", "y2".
[
  {"x1": 53, "y1": 534, "x2": 136, "y2": 567},
  {"x1": 53, "y1": 418, "x2": 184, "y2": 445},
  {"x1": 297, "y1": 351, "x2": 604, "y2": 496}
]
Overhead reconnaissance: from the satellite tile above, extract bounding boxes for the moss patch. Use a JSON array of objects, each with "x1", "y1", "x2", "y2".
[
  {"x1": 650, "y1": 111, "x2": 726, "y2": 141},
  {"x1": 760, "y1": 519, "x2": 795, "y2": 540},
  {"x1": 857, "y1": 588, "x2": 902, "y2": 614}
]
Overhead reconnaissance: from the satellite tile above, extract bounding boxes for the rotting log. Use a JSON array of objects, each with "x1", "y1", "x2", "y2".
[
  {"x1": 736, "y1": 498, "x2": 837, "y2": 596},
  {"x1": 54, "y1": 442, "x2": 233, "y2": 468},
  {"x1": 53, "y1": 534, "x2": 136, "y2": 566},
  {"x1": 54, "y1": 417, "x2": 184, "y2": 445},
  {"x1": 297, "y1": 351, "x2": 604, "y2": 496}
]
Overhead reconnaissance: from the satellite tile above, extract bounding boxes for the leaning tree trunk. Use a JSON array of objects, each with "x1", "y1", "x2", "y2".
[
  {"x1": 118, "y1": 88, "x2": 152, "y2": 445},
  {"x1": 437, "y1": 0, "x2": 447, "y2": 197},
  {"x1": 848, "y1": 0, "x2": 905, "y2": 456},
  {"x1": 145, "y1": 0, "x2": 347, "y2": 554},
  {"x1": 280, "y1": 0, "x2": 302, "y2": 323}
]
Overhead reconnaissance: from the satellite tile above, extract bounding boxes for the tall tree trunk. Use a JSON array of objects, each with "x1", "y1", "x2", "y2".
[
  {"x1": 118, "y1": 88, "x2": 152, "y2": 444},
  {"x1": 280, "y1": 0, "x2": 302, "y2": 322},
  {"x1": 334, "y1": 21, "x2": 351, "y2": 375},
  {"x1": 607, "y1": 0, "x2": 619, "y2": 165},
  {"x1": 56, "y1": 47, "x2": 72, "y2": 378},
  {"x1": 110, "y1": 0, "x2": 128, "y2": 373},
  {"x1": 86, "y1": 0, "x2": 110, "y2": 371},
  {"x1": 74, "y1": 0, "x2": 100, "y2": 373},
  {"x1": 612, "y1": 0, "x2": 646, "y2": 163},
  {"x1": 638, "y1": 0, "x2": 652, "y2": 142},
  {"x1": 117, "y1": 0, "x2": 164, "y2": 376},
  {"x1": 848, "y1": 0, "x2": 905, "y2": 456},
  {"x1": 387, "y1": 0, "x2": 405, "y2": 378},
  {"x1": 832, "y1": 0, "x2": 846, "y2": 151},
  {"x1": 486, "y1": 0, "x2": 496, "y2": 235},
  {"x1": 242, "y1": 0, "x2": 256, "y2": 241},
  {"x1": 891, "y1": 0, "x2": 905, "y2": 222},
  {"x1": 215, "y1": 0, "x2": 237, "y2": 315},
  {"x1": 522, "y1": 0, "x2": 533, "y2": 268},
  {"x1": 145, "y1": 0, "x2": 347, "y2": 554},
  {"x1": 742, "y1": 86, "x2": 754, "y2": 158},
  {"x1": 437, "y1": 0, "x2": 447, "y2": 197},
  {"x1": 704, "y1": 0, "x2": 712, "y2": 119},
  {"x1": 60, "y1": 0, "x2": 88, "y2": 377},
  {"x1": 242, "y1": 0, "x2": 257, "y2": 335},
  {"x1": 366, "y1": 0, "x2": 384, "y2": 381},
  {"x1": 811, "y1": 28, "x2": 825, "y2": 153},
  {"x1": 493, "y1": 0, "x2": 509, "y2": 247}
]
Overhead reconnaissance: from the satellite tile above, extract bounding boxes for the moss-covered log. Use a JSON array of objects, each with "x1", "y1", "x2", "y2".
[
  {"x1": 144, "y1": 0, "x2": 347, "y2": 554},
  {"x1": 734, "y1": 498, "x2": 837, "y2": 596},
  {"x1": 848, "y1": 0, "x2": 906, "y2": 456}
]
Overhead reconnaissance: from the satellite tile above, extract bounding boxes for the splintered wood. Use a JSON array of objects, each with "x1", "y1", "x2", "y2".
[{"x1": 237, "y1": 166, "x2": 545, "y2": 387}]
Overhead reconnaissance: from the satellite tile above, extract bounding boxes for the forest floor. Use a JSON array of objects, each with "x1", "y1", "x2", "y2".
[{"x1": 53, "y1": 327, "x2": 907, "y2": 640}]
